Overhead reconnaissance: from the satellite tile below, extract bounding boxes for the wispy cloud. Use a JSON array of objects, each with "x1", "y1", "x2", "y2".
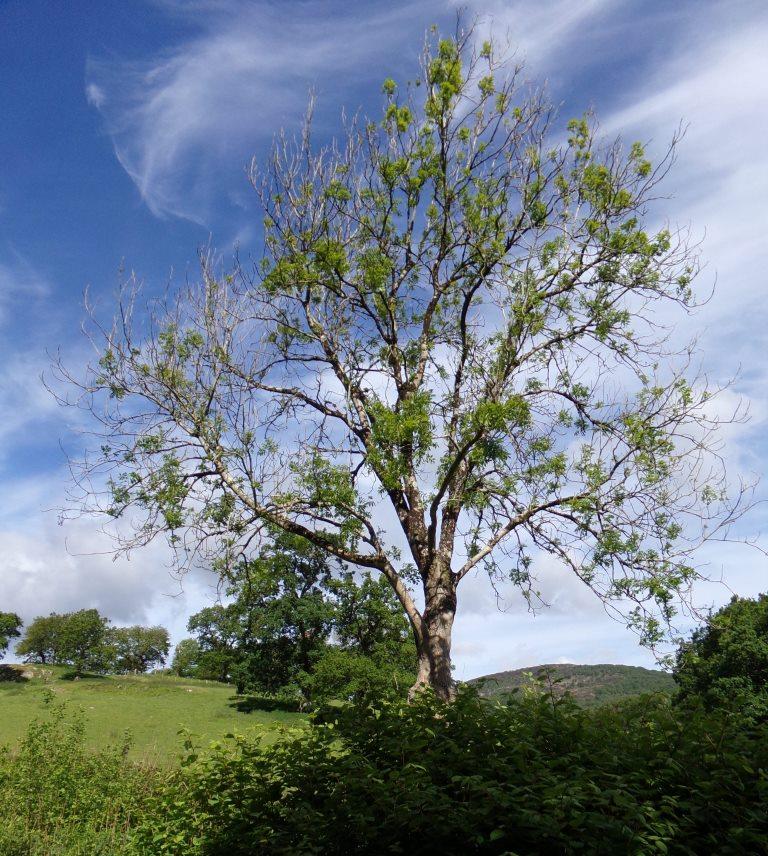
[
  {"x1": 460, "y1": 0, "x2": 629, "y2": 70},
  {"x1": 0, "y1": 251, "x2": 50, "y2": 327},
  {"x1": 86, "y1": 0, "x2": 436, "y2": 223}
]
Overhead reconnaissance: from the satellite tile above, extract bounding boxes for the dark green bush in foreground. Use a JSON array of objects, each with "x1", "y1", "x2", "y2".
[
  {"x1": 137, "y1": 689, "x2": 768, "y2": 855},
  {"x1": 2, "y1": 688, "x2": 767, "y2": 855},
  {"x1": 675, "y1": 593, "x2": 768, "y2": 721}
]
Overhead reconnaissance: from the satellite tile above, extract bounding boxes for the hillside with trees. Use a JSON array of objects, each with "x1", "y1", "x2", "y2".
[{"x1": 472, "y1": 663, "x2": 674, "y2": 707}]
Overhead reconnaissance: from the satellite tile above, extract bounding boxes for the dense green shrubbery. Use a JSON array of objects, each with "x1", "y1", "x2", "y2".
[
  {"x1": 3, "y1": 687, "x2": 767, "y2": 854},
  {"x1": 675, "y1": 594, "x2": 768, "y2": 720},
  {"x1": 136, "y1": 689, "x2": 768, "y2": 855}
]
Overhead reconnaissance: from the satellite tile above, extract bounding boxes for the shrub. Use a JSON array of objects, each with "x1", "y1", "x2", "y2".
[
  {"x1": 297, "y1": 646, "x2": 413, "y2": 705},
  {"x1": 674, "y1": 593, "x2": 768, "y2": 720},
  {"x1": 134, "y1": 688, "x2": 768, "y2": 855}
]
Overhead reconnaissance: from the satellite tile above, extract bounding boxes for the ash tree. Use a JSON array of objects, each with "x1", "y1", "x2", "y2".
[{"x1": 57, "y1": 25, "x2": 747, "y2": 700}]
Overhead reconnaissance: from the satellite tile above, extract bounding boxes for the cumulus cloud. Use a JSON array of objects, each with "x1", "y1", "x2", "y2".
[{"x1": 0, "y1": 473, "x2": 220, "y2": 664}]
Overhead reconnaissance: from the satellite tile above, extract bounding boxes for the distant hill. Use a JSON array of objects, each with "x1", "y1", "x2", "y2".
[{"x1": 470, "y1": 663, "x2": 675, "y2": 707}]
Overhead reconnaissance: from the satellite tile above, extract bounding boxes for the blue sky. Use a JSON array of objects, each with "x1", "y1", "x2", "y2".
[{"x1": 1, "y1": 0, "x2": 767, "y2": 677}]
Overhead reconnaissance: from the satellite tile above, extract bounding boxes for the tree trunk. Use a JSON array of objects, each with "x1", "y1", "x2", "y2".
[{"x1": 409, "y1": 580, "x2": 457, "y2": 702}]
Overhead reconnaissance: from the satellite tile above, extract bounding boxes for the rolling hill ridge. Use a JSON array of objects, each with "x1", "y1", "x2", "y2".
[{"x1": 470, "y1": 663, "x2": 675, "y2": 707}]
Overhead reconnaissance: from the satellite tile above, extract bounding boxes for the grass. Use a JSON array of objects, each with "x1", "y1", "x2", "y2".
[{"x1": 0, "y1": 664, "x2": 304, "y2": 763}]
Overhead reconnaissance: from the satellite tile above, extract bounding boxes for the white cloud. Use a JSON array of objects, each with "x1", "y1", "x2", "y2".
[
  {"x1": 86, "y1": 0, "x2": 435, "y2": 223},
  {"x1": 0, "y1": 252, "x2": 50, "y2": 327},
  {"x1": 0, "y1": 474, "x2": 220, "y2": 664},
  {"x1": 459, "y1": 0, "x2": 628, "y2": 70}
]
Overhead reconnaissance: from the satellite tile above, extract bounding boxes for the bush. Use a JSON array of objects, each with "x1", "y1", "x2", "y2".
[
  {"x1": 296, "y1": 646, "x2": 413, "y2": 705},
  {"x1": 134, "y1": 688, "x2": 768, "y2": 855},
  {"x1": 674, "y1": 593, "x2": 768, "y2": 720},
  {"x1": 3, "y1": 686, "x2": 767, "y2": 854}
]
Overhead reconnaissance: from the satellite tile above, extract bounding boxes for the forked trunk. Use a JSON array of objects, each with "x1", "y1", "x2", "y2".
[{"x1": 409, "y1": 581, "x2": 457, "y2": 702}]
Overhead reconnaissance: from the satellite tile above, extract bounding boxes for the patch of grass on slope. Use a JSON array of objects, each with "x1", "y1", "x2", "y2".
[
  {"x1": 471, "y1": 663, "x2": 675, "y2": 707},
  {"x1": 0, "y1": 664, "x2": 303, "y2": 763}
]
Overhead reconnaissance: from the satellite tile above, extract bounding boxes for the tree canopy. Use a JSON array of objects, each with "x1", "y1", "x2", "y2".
[
  {"x1": 108, "y1": 625, "x2": 170, "y2": 674},
  {"x1": 16, "y1": 613, "x2": 66, "y2": 665},
  {"x1": 674, "y1": 594, "x2": 768, "y2": 719},
  {"x1": 176, "y1": 533, "x2": 414, "y2": 701},
  {"x1": 0, "y1": 612, "x2": 22, "y2": 659},
  {"x1": 58, "y1": 23, "x2": 745, "y2": 699}
]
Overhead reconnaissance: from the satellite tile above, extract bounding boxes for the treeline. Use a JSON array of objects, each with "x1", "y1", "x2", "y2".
[
  {"x1": 2, "y1": 535, "x2": 415, "y2": 696},
  {"x1": 9, "y1": 609, "x2": 169, "y2": 676},
  {"x1": 170, "y1": 534, "x2": 415, "y2": 704}
]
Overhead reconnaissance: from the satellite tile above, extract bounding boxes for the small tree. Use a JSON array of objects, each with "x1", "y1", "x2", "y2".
[
  {"x1": 59, "y1": 24, "x2": 746, "y2": 699},
  {"x1": 171, "y1": 638, "x2": 201, "y2": 678},
  {"x1": 57, "y1": 609, "x2": 109, "y2": 675},
  {"x1": 0, "y1": 612, "x2": 22, "y2": 659},
  {"x1": 16, "y1": 614, "x2": 63, "y2": 665},
  {"x1": 109, "y1": 625, "x2": 170, "y2": 673},
  {"x1": 674, "y1": 594, "x2": 768, "y2": 719}
]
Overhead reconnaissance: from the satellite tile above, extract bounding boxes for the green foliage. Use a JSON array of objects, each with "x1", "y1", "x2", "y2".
[
  {"x1": 297, "y1": 646, "x2": 412, "y2": 705},
  {"x1": 182, "y1": 535, "x2": 416, "y2": 703},
  {"x1": 108, "y1": 626, "x2": 170, "y2": 674},
  {"x1": 134, "y1": 688, "x2": 768, "y2": 855},
  {"x1": 0, "y1": 695, "x2": 159, "y2": 856},
  {"x1": 170, "y1": 637, "x2": 201, "y2": 678},
  {"x1": 16, "y1": 610, "x2": 110, "y2": 674},
  {"x1": 53, "y1": 609, "x2": 109, "y2": 675},
  {"x1": 15, "y1": 614, "x2": 62, "y2": 664},
  {"x1": 0, "y1": 611, "x2": 22, "y2": 658},
  {"x1": 674, "y1": 594, "x2": 768, "y2": 720},
  {"x1": 186, "y1": 604, "x2": 243, "y2": 682},
  {"x1": 2, "y1": 683, "x2": 768, "y2": 854}
]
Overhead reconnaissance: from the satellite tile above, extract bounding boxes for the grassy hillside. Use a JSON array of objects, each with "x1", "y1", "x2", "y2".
[
  {"x1": 471, "y1": 663, "x2": 675, "y2": 707},
  {"x1": 0, "y1": 664, "x2": 303, "y2": 763}
]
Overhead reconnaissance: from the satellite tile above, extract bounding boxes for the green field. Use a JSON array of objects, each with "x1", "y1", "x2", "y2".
[{"x1": 0, "y1": 664, "x2": 303, "y2": 763}]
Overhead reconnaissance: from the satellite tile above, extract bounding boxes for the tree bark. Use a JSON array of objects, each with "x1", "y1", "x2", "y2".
[{"x1": 409, "y1": 577, "x2": 457, "y2": 702}]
